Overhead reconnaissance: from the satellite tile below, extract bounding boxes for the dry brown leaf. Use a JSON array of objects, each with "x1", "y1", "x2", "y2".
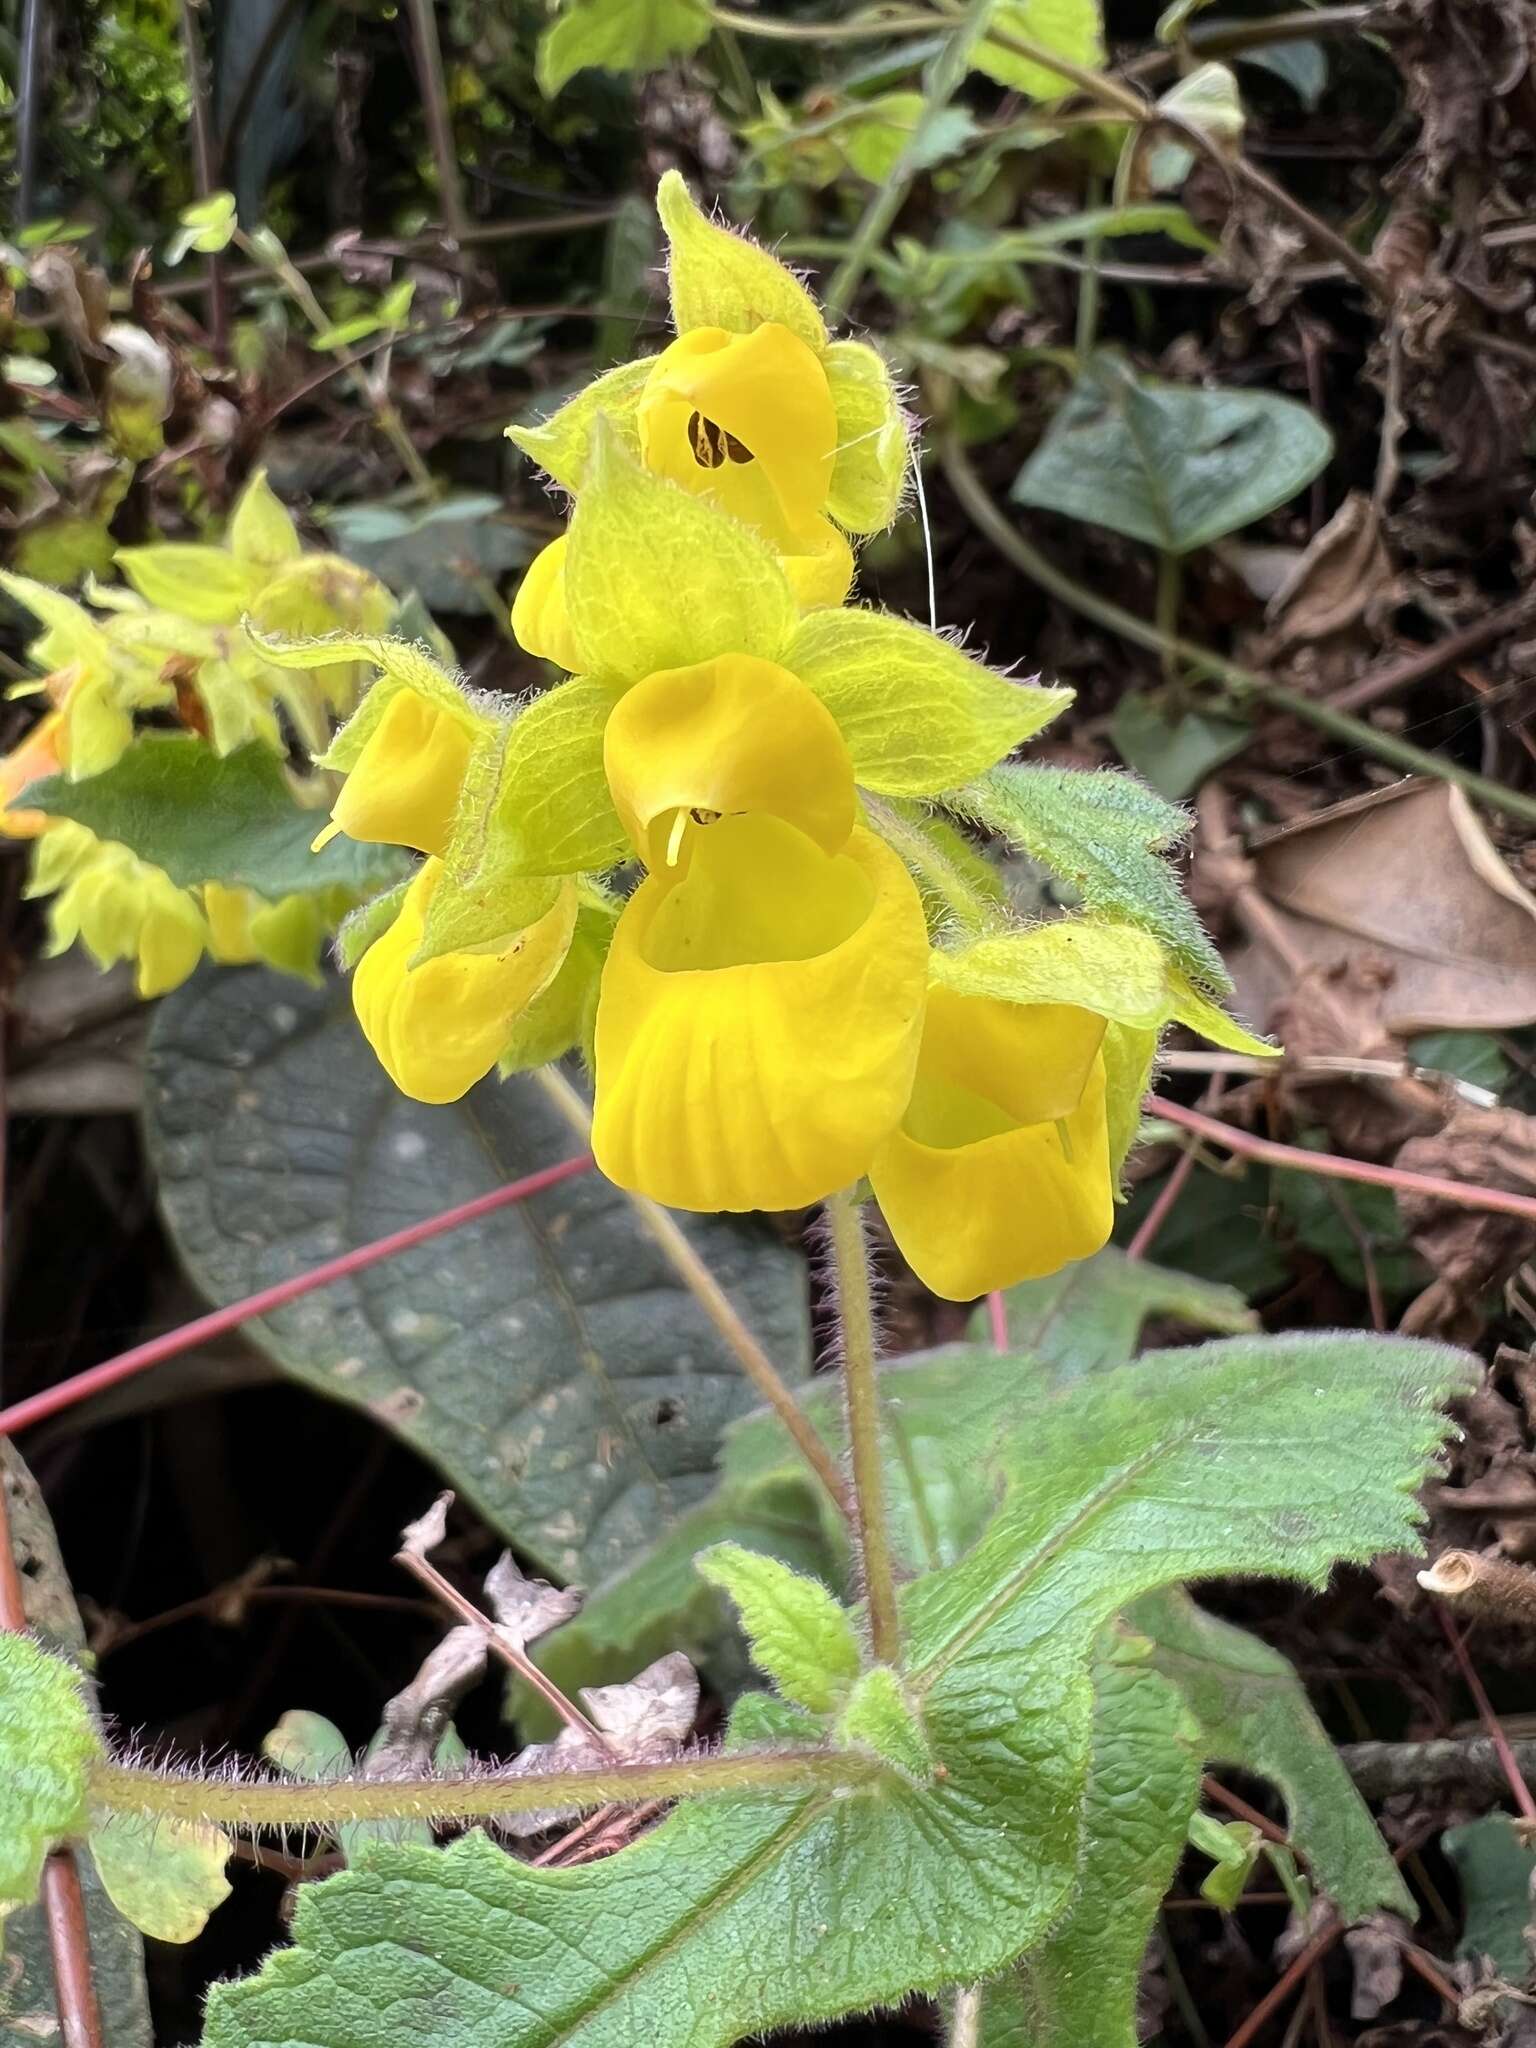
[
  {"x1": 1396, "y1": 1103, "x2": 1536, "y2": 1340},
  {"x1": 1260, "y1": 492, "x2": 1400, "y2": 657},
  {"x1": 1228, "y1": 781, "x2": 1536, "y2": 1035},
  {"x1": 1345, "y1": 1914, "x2": 1411, "y2": 2020}
]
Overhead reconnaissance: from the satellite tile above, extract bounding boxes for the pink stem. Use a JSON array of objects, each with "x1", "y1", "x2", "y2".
[
  {"x1": 0, "y1": 1152, "x2": 595, "y2": 1438},
  {"x1": 1147, "y1": 1095, "x2": 1536, "y2": 1224},
  {"x1": 985, "y1": 1291, "x2": 1008, "y2": 1350},
  {"x1": 1434, "y1": 1605, "x2": 1536, "y2": 1823}
]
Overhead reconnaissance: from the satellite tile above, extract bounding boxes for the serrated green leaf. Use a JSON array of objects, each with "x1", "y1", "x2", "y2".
[
  {"x1": 565, "y1": 424, "x2": 797, "y2": 682},
  {"x1": 537, "y1": 0, "x2": 713, "y2": 95},
  {"x1": 657, "y1": 168, "x2": 827, "y2": 350},
  {"x1": 975, "y1": 0, "x2": 1106, "y2": 99},
  {"x1": 948, "y1": 764, "x2": 1228, "y2": 992},
  {"x1": 145, "y1": 972, "x2": 810, "y2": 1584},
  {"x1": 972, "y1": 1242, "x2": 1253, "y2": 1377},
  {"x1": 1131, "y1": 1586, "x2": 1412, "y2": 1920},
  {"x1": 23, "y1": 737, "x2": 405, "y2": 898},
  {"x1": 838, "y1": 1665, "x2": 933, "y2": 1778},
  {"x1": 787, "y1": 610, "x2": 1069, "y2": 796},
  {"x1": 1013, "y1": 353, "x2": 1332, "y2": 554},
  {"x1": 492, "y1": 676, "x2": 626, "y2": 876},
  {"x1": 824, "y1": 339, "x2": 910, "y2": 533},
  {"x1": 89, "y1": 1814, "x2": 232, "y2": 1945},
  {"x1": 696, "y1": 1543, "x2": 860, "y2": 1712},
  {"x1": 0, "y1": 1634, "x2": 100, "y2": 1914},
  {"x1": 204, "y1": 1332, "x2": 1469, "y2": 2048},
  {"x1": 507, "y1": 358, "x2": 655, "y2": 496}
]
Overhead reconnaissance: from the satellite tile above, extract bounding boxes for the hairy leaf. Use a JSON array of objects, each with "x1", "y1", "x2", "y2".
[
  {"x1": 507, "y1": 359, "x2": 654, "y2": 497},
  {"x1": 537, "y1": 0, "x2": 713, "y2": 97},
  {"x1": 0, "y1": 1634, "x2": 99, "y2": 1913},
  {"x1": 24, "y1": 736, "x2": 403, "y2": 898},
  {"x1": 972, "y1": 1242, "x2": 1254, "y2": 1378},
  {"x1": 657, "y1": 167, "x2": 826, "y2": 350},
  {"x1": 696, "y1": 1544, "x2": 861, "y2": 1712},
  {"x1": 948, "y1": 763, "x2": 1228, "y2": 991},
  {"x1": 823, "y1": 340, "x2": 910, "y2": 533},
  {"x1": 90, "y1": 1814, "x2": 233, "y2": 1945},
  {"x1": 205, "y1": 1333, "x2": 1469, "y2": 2048},
  {"x1": 787, "y1": 609, "x2": 1070, "y2": 795},
  {"x1": 975, "y1": 0, "x2": 1106, "y2": 99},
  {"x1": 492, "y1": 676, "x2": 626, "y2": 876},
  {"x1": 1013, "y1": 353, "x2": 1332, "y2": 554},
  {"x1": 145, "y1": 971, "x2": 810, "y2": 1584}
]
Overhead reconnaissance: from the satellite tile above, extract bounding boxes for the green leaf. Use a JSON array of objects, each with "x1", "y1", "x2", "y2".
[
  {"x1": 537, "y1": 0, "x2": 713, "y2": 95},
  {"x1": 1238, "y1": 38, "x2": 1328, "y2": 109},
  {"x1": 948, "y1": 763, "x2": 1228, "y2": 992},
  {"x1": 1408, "y1": 1030, "x2": 1509, "y2": 1096},
  {"x1": 1131, "y1": 1586, "x2": 1411, "y2": 1920},
  {"x1": 492, "y1": 676, "x2": 626, "y2": 876},
  {"x1": 144, "y1": 971, "x2": 810, "y2": 1584},
  {"x1": 1188, "y1": 1811, "x2": 1262, "y2": 1907},
  {"x1": 115, "y1": 543, "x2": 260, "y2": 622},
  {"x1": 1013, "y1": 353, "x2": 1332, "y2": 554},
  {"x1": 565, "y1": 423, "x2": 797, "y2": 682},
  {"x1": 696, "y1": 1543, "x2": 861, "y2": 1712},
  {"x1": 0, "y1": 1633, "x2": 100, "y2": 1914},
  {"x1": 1110, "y1": 691, "x2": 1252, "y2": 801},
  {"x1": 837, "y1": 1665, "x2": 934, "y2": 1778},
  {"x1": 89, "y1": 1814, "x2": 232, "y2": 1945},
  {"x1": 787, "y1": 609, "x2": 1071, "y2": 796},
  {"x1": 23, "y1": 736, "x2": 405, "y2": 898},
  {"x1": 1141, "y1": 62, "x2": 1245, "y2": 191},
  {"x1": 326, "y1": 496, "x2": 534, "y2": 617},
  {"x1": 204, "y1": 1332, "x2": 1469, "y2": 2048},
  {"x1": 975, "y1": 0, "x2": 1106, "y2": 99},
  {"x1": 1116, "y1": 1157, "x2": 1292, "y2": 1298},
  {"x1": 823, "y1": 339, "x2": 910, "y2": 534},
  {"x1": 656, "y1": 168, "x2": 827, "y2": 350},
  {"x1": 1445, "y1": 1817, "x2": 1536, "y2": 1980},
  {"x1": 507, "y1": 357, "x2": 655, "y2": 496},
  {"x1": 972, "y1": 1242, "x2": 1254, "y2": 1379},
  {"x1": 228, "y1": 470, "x2": 302, "y2": 572}
]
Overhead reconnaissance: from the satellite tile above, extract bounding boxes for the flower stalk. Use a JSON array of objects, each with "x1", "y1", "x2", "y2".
[{"x1": 825, "y1": 1189, "x2": 903, "y2": 1667}]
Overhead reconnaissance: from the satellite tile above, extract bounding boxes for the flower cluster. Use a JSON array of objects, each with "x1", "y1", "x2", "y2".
[
  {"x1": 0, "y1": 473, "x2": 393, "y2": 994},
  {"x1": 290, "y1": 176, "x2": 1265, "y2": 1298}
]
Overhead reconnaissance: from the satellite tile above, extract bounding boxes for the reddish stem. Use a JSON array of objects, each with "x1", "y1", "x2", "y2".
[
  {"x1": 1202, "y1": 1774, "x2": 1288, "y2": 1846},
  {"x1": 1221, "y1": 1919, "x2": 1343, "y2": 2048},
  {"x1": 985, "y1": 1291, "x2": 1008, "y2": 1349},
  {"x1": 1146, "y1": 1096, "x2": 1536, "y2": 1224},
  {"x1": 1126, "y1": 1139, "x2": 1200, "y2": 1262},
  {"x1": 0, "y1": 1153, "x2": 595, "y2": 1439},
  {"x1": 1434, "y1": 1605, "x2": 1536, "y2": 1823}
]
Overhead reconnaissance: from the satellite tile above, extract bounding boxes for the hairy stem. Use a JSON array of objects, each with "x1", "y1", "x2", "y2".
[
  {"x1": 825, "y1": 1190, "x2": 902, "y2": 1667},
  {"x1": 937, "y1": 429, "x2": 1536, "y2": 827},
  {"x1": 823, "y1": 0, "x2": 997, "y2": 323},
  {"x1": 535, "y1": 1068, "x2": 854, "y2": 1523},
  {"x1": 90, "y1": 1747, "x2": 879, "y2": 1832},
  {"x1": 949, "y1": 1988, "x2": 982, "y2": 2048},
  {"x1": 711, "y1": 6, "x2": 945, "y2": 42}
]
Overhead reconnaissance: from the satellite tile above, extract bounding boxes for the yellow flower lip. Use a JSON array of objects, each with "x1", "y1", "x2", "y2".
[
  {"x1": 353, "y1": 860, "x2": 577, "y2": 1105},
  {"x1": 870, "y1": 987, "x2": 1114, "y2": 1301},
  {"x1": 510, "y1": 534, "x2": 585, "y2": 672},
  {"x1": 637, "y1": 324, "x2": 838, "y2": 554},
  {"x1": 602, "y1": 653, "x2": 856, "y2": 869},
  {"x1": 592, "y1": 815, "x2": 928, "y2": 1213},
  {"x1": 325, "y1": 687, "x2": 475, "y2": 859}
]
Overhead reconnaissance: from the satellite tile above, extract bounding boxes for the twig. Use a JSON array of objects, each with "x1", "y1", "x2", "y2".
[
  {"x1": 1342, "y1": 1735, "x2": 1536, "y2": 1800},
  {"x1": 823, "y1": 0, "x2": 997, "y2": 322},
  {"x1": 1203, "y1": 1775, "x2": 1287, "y2": 1845},
  {"x1": 825, "y1": 1190, "x2": 903, "y2": 1667},
  {"x1": 175, "y1": 0, "x2": 228, "y2": 358},
  {"x1": 14, "y1": 0, "x2": 45, "y2": 229},
  {"x1": 712, "y1": 5, "x2": 944, "y2": 41},
  {"x1": 1222, "y1": 1920, "x2": 1343, "y2": 2048},
  {"x1": 0, "y1": 1152, "x2": 596, "y2": 1439},
  {"x1": 1145, "y1": 1096, "x2": 1536, "y2": 1225},
  {"x1": 1433, "y1": 1605, "x2": 1536, "y2": 1823},
  {"x1": 406, "y1": 0, "x2": 470, "y2": 259},
  {"x1": 391, "y1": 1544, "x2": 611, "y2": 1751},
  {"x1": 534, "y1": 1070, "x2": 854, "y2": 1524},
  {"x1": 1328, "y1": 594, "x2": 1536, "y2": 716},
  {"x1": 937, "y1": 431, "x2": 1536, "y2": 827},
  {"x1": 1419, "y1": 1549, "x2": 1536, "y2": 1629}
]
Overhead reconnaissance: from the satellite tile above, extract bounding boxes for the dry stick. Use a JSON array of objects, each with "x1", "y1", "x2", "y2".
[
  {"x1": 1202, "y1": 1773, "x2": 1287, "y2": 1846},
  {"x1": 1222, "y1": 1920, "x2": 1344, "y2": 2048},
  {"x1": 1431, "y1": 1605, "x2": 1536, "y2": 1824},
  {"x1": 405, "y1": 0, "x2": 470, "y2": 259},
  {"x1": 533, "y1": 1069, "x2": 854, "y2": 1523},
  {"x1": 1419, "y1": 1548, "x2": 1536, "y2": 1628},
  {"x1": 1329, "y1": 592, "x2": 1536, "y2": 716},
  {"x1": 1341, "y1": 1735, "x2": 1536, "y2": 1801},
  {"x1": 175, "y1": 0, "x2": 228, "y2": 358},
  {"x1": 392, "y1": 1544, "x2": 611, "y2": 1750},
  {"x1": 825, "y1": 1190, "x2": 903, "y2": 1667},
  {"x1": 0, "y1": 1152, "x2": 595, "y2": 1440},
  {"x1": 938, "y1": 431, "x2": 1536, "y2": 828},
  {"x1": 1145, "y1": 1095, "x2": 1536, "y2": 1225}
]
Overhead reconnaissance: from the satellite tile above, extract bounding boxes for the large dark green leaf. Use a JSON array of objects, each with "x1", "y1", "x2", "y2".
[
  {"x1": 1013, "y1": 353, "x2": 1333, "y2": 554},
  {"x1": 25, "y1": 737, "x2": 402, "y2": 898},
  {"x1": 144, "y1": 970, "x2": 809, "y2": 1583}
]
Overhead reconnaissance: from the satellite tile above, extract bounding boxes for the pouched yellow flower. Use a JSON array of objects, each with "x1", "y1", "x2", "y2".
[
  {"x1": 592, "y1": 815, "x2": 927, "y2": 1212},
  {"x1": 315, "y1": 688, "x2": 477, "y2": 859},
  {"x1": 869, "y1": 986, "x2": 1113, "y2": 1301},
  {"x1": 603, "y1": 654, "x2": 856, "y2": 870},
  {"x1": 510, "y1": 535, "x2": 584, "y2": 671},
  {"x1": 637, "y1": 324, "x2": 838, "y2": 557},
  {"x1": 0, "y1": 710, "x2": 68, "y2": 838},
  {"x1": 353, "y1": 859, "x2": 577, "y2": 1104}
]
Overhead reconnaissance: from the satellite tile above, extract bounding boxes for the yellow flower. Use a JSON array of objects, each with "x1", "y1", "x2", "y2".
[
  {"x1": 602, "y1": 654, "x2": 856, "y2": 870},
  {"x1": 353, "y1": 859, "x2": 577, "y2": 1104},
  {"x1": 0, "y1": 710, "x2": 68, "y2": 838},
  {"x1": 637, "y1": 324, "x2": 839, "y2": 559},
  {"x1": 869, "y1": 986, "x2": 1113, "y2": 1301},
  {"x1": 315, "y1": 688, "x2": 477, "y2": 859},
  {"x1": 592, "y1": 815, "x2": 927, "y2": 1212},
  {"x1": 42, "y1": 831, "x2": 209, "y2": 999},
  {"x1": 510, "y1": 535, "x2": 585, "y2": 671}
]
